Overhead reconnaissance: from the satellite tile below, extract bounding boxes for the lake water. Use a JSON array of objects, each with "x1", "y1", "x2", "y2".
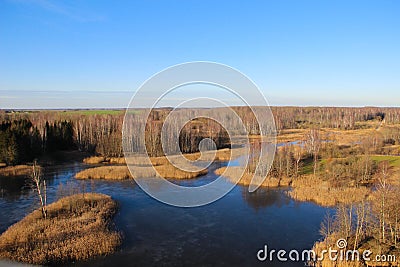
[{"x1": 0, "y1": 160, "x2": 330, "y2": 267}]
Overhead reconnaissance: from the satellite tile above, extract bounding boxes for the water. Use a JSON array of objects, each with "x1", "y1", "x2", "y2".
[{"x1": 0, "y1": 161, "x2": 331, "y2": 267}]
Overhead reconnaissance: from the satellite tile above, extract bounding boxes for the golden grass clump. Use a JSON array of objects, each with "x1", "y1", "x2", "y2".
[
  {"x1": 83, "y1": 156, "x2": 106, "y2": 164},
  {"x1": 215, "y1": 166, "x2": 292, "y2": 187},
  {"x1": 154, "y1": 164, "x2": 208, "y2": 179},
  {"x1": 76, "y1": 166, "x2": 133, "y2": 180},
  {"x1": 180, "y1": 148, "x2": 244, "y2": 162},
  {"x1": 108, "y1": 157, "x2": 126, "y2": 164},
  {"x1": 0, "y1": 193, "x2": 121, "y2": 265},
  {"x1": 83, "y1": 156, "x2": 126, "y2": 164},
  {"x1": 0, "y1": 165, "x2": 40, "y2": 178},
  {"x1": 75, "y1": 163, "x2": 208, "y2": 180},
  {"x1": 288, "y1": 175, "x2": 371, "y2": 207}
]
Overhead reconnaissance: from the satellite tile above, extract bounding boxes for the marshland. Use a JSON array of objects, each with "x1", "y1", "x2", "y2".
[{"x1": 1, "y1": 107, "x2": 400, "y2": 266}]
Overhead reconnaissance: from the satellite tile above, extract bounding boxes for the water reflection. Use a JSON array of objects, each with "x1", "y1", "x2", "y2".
[
  {"x1": 0, "y1": 176, "x2": 30, "y2": 201},
  {"x1": 241, "y1": 187, "x2": 291, "y2": 211}
]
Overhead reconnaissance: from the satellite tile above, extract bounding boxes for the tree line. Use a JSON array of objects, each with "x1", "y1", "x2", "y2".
[
  {"x1": 1, "y1": 106, "x2": 400, "y2": 165},
  {"x1": 0, "y1": 119, "x2": 75, "y2": 165}
]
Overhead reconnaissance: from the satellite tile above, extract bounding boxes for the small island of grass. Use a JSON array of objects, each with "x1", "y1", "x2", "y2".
[{"x1": 0, "y1": 193, "x2": 121, "y2": 265}]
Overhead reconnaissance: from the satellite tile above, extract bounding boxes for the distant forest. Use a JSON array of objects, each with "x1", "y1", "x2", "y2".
[{"x1": 1, "y1": 106, "x2": 400, "y2": 165}]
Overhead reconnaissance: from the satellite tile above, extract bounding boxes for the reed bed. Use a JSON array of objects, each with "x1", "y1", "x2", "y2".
[
  {"x1": 0, "y1": 193, "x2": 121, "y2": 265},
  {"x1": 0, "y1": 165, "x2": 39, "y2": 178},
  {"x1": 288, "y1": 175, "x2": 371, "y2": 206},
  {"x1": 76, "y1": 166, "x2": 132, "y2": 180},
  {"x1": 83, "y1": 156, "x2": 106, "y2": 164}
]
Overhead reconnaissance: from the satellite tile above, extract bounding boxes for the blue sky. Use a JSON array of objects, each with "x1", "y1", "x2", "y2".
[{"x1": 0, "y1": 0, "x2": 399, "y2": 108}]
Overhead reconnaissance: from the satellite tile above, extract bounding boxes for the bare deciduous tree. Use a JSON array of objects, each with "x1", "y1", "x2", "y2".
[
  {"x1": 305, "y1": 128, "x2": 321, "y2": 176},
  {"x1": 31, "y1": 160, "x2": 47, "y2": 219}
]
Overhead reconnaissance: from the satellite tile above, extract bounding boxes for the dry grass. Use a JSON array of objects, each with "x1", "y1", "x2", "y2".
[
  {"x1": 0, "y1": 165, "x2": 40, "y2": 178},
  {"x1": 109, "y1": 157, "x2": 126, "y2": 164},
  {"x1": 76, "y1": 166, "x2": 132, "y2": 180},
  {"x1": 181, "y1": 147, "x2": 245, "y2": 162},
  {"x1": 154, "y1": 164, "x2": 208, "y2": 179},
  {"x1": 288, "y1": 175, "x2": 371, "y2": 207},
  {"x1": 83, "y1": 156, "x2": 106, "y2": 164},
  {"x1": 75, "y1": 163, "x2": 208, "y2": 180},
  {"x1": 277, "y1": 129, "x2": 308, "y2": 143},
  {"x1": 276, "y1": 127, "x2": 380, "y2": 146},
  {"x1": 83, "y1": 147, "x2": 245, "y2": 166},
  {"x1": 0, "y1": 193, "x2": 121, "y2": 265},
  {"x1": 78, "y1": 148, "x2": 247, "y2": 180},
  {"x1": 327, "y1": 128, "x2": 378, "y2": 146},
  {"x1": 215, "y1": 166, "x2": 292, "y2": 187},
  {"x1": 83, "y1": 156, "x2": 126, "y2": 164}
]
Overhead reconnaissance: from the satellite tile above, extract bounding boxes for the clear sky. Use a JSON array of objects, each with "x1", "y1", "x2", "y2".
[{"x1": 1, "y1": 0, "x2": 399, "y2": 108}]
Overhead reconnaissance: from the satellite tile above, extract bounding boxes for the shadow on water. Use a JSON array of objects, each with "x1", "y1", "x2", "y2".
[{"x1": 241, "y1": 187, "x2": 292, "y2": 211}]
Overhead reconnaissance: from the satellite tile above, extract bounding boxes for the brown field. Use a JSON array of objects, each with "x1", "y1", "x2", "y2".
[
  {"x1": 0, "y1": 165, "x2": 39, "y2": 178},
  {"x1": 276, "y1": 127, "x2": 382, "y2": 145},
  {"x1": 276, "y1": 129, "x2": 308, "y2": 143},
  {"x1": 0, "y1": 193, "x2": 121, "y2": 265},
  {"x1": 288, "y1": 175, "x2": 371, "y2": 206},
  {"x1": 215, "y1": 166, "x2": 292, "y2": 187}
]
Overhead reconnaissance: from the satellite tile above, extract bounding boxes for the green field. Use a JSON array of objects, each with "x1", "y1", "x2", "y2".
[
  {"x1": 371, "y1": 155, "x2": 400, "y2": 167},
  {"x1": 59, "y1": 109, "x2": 125, "y2": 116}
]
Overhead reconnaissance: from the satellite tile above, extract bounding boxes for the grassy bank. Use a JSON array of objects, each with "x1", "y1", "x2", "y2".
[{"x1": 0, "y1": 193, "x2": 121, "y2": 265}]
